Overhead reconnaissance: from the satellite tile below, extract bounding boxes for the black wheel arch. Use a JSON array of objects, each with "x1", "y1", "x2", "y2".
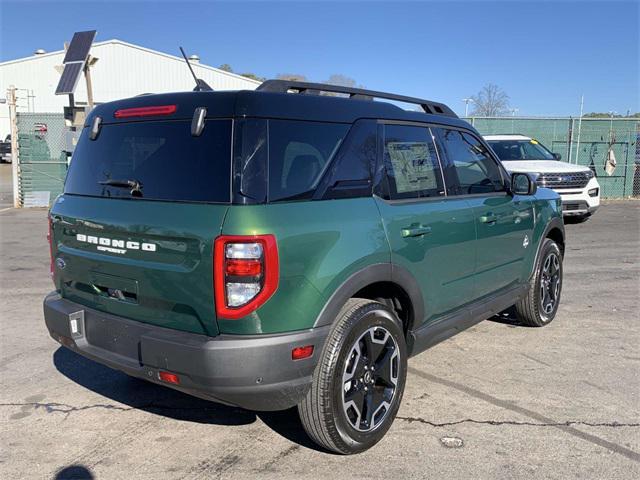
[
  {"x1": 532, "y1": 217, "x2": 565, "y2": 278},
  {"x1": 313, "y1": 263, "x2": 425, "y2": 337}
]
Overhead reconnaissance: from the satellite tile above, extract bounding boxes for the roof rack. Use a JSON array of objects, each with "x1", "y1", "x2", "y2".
[{"x1": 257, "y1": 80, "x2": 458, "y2": 118}]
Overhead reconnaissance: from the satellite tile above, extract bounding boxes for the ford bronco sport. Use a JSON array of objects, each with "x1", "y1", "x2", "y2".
[{"x1": 44, "y1": 80, "x2": 565, "y2": 454}]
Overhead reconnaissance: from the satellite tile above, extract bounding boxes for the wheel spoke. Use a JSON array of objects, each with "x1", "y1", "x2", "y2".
[
  {"x1": 374, "y1": 347, "x2": 397, "y2": 387},
  {"x1": 363, "y1": 387, "x2": 386, "y2": 430},
  {"x1": 344, "y1": 386, "x2": 366, "y2": 418},
  {"x1": 362, "y1": 329, "x2": 386, "y2": 364}
]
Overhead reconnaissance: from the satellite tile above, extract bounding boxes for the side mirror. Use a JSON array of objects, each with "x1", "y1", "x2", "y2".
[
  {"x1": 511, "y1": 172, "x2": 537, "y2": 196},
  {"x1": 553, "y1": 153, "x2": 561, "y2": 160}
]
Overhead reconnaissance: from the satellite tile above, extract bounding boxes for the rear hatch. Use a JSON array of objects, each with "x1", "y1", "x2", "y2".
[{"x1": 50, "y1": 101, "x2": 233, "y2": 336}]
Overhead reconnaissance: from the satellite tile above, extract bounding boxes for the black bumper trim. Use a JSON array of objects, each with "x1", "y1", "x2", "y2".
[{"x1": 43, "y1": 293, "x2": 330, "y2": 411}]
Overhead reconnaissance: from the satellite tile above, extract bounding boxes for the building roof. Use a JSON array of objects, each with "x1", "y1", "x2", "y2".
[{"x1": 0, "y1": 39, "x2": 261, "y2": 85}]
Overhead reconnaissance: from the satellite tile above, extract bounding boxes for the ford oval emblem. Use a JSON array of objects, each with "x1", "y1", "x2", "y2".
[{"x1": 55, "y1": 258, "x2": 66, "y2": 270}]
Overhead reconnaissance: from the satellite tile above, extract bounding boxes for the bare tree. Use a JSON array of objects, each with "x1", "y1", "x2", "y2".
[
  {"x1": 276, "y1": 73, "x2": 309, "y2": 82},
  {"x1": 323, "y1": 74, "x2": 357, "y2": 88},
  {"x1": 321, "y1": 74, "x2": 363, "y2": 96},
  {"x1": 470, "y1": 84, "x2": 510, "y2": 116}
]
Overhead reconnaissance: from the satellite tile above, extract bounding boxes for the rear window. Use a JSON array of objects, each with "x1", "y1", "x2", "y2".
[{"x1": 65, "y1": 119, "x2": 232, "y2": 203}]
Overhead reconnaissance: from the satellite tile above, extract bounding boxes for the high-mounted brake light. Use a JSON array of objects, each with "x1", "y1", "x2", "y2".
[
  {"x1": 214, "y1": 235, "x2": 278, "y2": 319},
  {"x1": 114, "y1": 104, "x2": 177, "y2": 119}
]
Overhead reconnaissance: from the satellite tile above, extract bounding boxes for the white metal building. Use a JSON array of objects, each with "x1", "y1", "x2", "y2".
[{"x1": 0, "y1": 39, "x2": 261, "y2": 138}]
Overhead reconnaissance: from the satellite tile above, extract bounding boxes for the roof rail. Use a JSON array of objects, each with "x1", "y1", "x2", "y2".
[{"x1": 257, "y1": 80, "x2": 458, "y2": 118}]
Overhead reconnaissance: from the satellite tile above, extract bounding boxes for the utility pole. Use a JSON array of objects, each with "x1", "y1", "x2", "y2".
[
  {"x1": 8, "y1": 86, "x2": 20, "y2": 208},
  {"x1": 575, "y1": 95, "x2": 584, "y2": 164},
  {"x1": 509, "y1": 108, "x2": 519, "y2": 133},
  {"x1": 83, "y1": 55, "x2": 98, "y2": 109}
]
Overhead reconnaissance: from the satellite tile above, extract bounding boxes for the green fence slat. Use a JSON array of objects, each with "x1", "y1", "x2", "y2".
[{"x1": 466, "y1": 117, "x2": 639, "y2": 199}]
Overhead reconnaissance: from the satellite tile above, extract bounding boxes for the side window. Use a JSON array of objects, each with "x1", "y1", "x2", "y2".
[
  {"x1": 268, "y1": 120, "x2": 350, "y2": 202},
  {"x1": 436, "y1": 129, "x2": 505, "y2": 195},
  {"x1": 382, "y1": 124, "x2": 444, "y2": 200},
  {"x1": 320, "y1": 119, "x2": 376, "y2": 199}
]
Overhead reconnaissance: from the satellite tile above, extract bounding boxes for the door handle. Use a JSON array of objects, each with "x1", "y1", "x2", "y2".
[
  {"x1": 401, "y1": 225, "x2": 432, "y2": 238},
  {"x1": 479, "y1": 213, "x2": 498, "y2": 225}
]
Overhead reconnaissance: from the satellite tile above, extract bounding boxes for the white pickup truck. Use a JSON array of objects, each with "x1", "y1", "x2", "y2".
[{"x1": 485, "y1": 134, "x2": 600, "y2": 222}]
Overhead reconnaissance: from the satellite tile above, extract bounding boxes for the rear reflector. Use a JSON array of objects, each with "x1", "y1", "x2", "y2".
[
  {"x1": 114, "y1": 105, "x2": 177, "y2": 119},
  {"x1": 158, "y1": 371, "x2": 180, "y2": 384},
  {"x1": 225, "y1": 259, "x2": 262, "y2": 276},
  {"x1": 292, "y1": 345, "x2": 314, "y2": 360}
]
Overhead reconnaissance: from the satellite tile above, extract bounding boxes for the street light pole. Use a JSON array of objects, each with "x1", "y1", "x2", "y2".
[
  {"x1": 509, "y1": 108, "x2": 519, "y2": 133},
  {"x1": 462, "y1": 98, "x2": 474, "y2": 117}
]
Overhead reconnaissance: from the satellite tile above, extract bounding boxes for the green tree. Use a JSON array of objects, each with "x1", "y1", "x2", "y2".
[{"x1": 240, "y1": 72, "x2": 265, "y2": 82}]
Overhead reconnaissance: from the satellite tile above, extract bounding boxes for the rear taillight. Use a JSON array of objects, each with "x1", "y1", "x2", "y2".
[
  {"x1": 47, "y1": 216, "x2": 54, "y2": 280},
  {"x1": 214, "y1": 235, "x2": 278, "y2": 319}
]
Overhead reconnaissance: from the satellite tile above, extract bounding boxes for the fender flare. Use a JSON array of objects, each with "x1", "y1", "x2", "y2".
[
  {"x1": 531, "y1": 216, "x2": 565, "y2": 279},
  {"x1": 313, "y1": 263, "x2": 425, "y2": 331}
]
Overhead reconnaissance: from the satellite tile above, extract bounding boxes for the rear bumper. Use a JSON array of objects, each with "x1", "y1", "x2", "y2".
[{"x1": 43, "y1": 293, "x2": 329, "y2": 411}]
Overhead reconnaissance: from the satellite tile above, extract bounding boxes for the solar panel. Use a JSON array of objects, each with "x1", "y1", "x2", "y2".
[
  {"x1": 62, "y1": 30, "x2": 96, "y2": 63},
  {"x1": 55, "y1": 62, "x2": 84, "y2": 95}
]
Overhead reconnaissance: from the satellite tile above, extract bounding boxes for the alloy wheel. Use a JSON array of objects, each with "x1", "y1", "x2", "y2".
[
  {"x1": 341, "y1": 326, "x2": 399, "y2": 432},
  {"x1": 540, "y1": 252, "x2": 561, "y2": 316}
]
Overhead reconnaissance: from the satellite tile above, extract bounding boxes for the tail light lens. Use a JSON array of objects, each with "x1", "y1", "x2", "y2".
[{"x1": 214, "y1": 235, "x2": 278, "y2": 319}]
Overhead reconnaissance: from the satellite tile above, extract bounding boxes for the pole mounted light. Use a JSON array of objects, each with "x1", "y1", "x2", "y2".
[{"x1": 462, "y1": 98, "x2": 474, "y2": 117}]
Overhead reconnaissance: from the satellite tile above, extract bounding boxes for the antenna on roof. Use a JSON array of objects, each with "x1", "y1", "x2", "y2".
[{"x1": 179, "y1": 46, "x2": 213, "y2": 91}]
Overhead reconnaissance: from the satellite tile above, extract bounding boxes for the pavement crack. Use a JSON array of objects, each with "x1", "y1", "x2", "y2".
[
  {"x1": 397, "y1": 416, "x2": 640, "y2": 428},
  {"x1": 0, "y1": 401, "x2": 232, "y2": 418}
]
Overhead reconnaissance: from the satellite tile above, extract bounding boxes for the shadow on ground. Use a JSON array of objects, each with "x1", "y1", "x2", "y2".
[
  {"x1": 487, "y1": 306, "x2": 528, "y2": 328},
  {"x1": 53, "y1": 464, "x2": 94, "y2": 480},
  {"x1": 53, "y1": 347, "x2": 322, "y2": 451}
]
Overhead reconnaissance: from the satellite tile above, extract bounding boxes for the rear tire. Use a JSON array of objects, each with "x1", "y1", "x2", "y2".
[
  {"x1": 298, "y1": 298, "x2": 407, "y2": 454},
  {"x1": 516, "y1": 238, "x2": 563, "y2": 327}
]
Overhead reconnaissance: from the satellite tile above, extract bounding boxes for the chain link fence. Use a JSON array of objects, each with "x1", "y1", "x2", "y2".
[
  {"x1": 16, "y1": 113, "x2": 68, "y2": 207},
  {"x1": 467, "y1": 117, "x2": 639, "y2": 199},
  {"x1": 12, "y1": 113, "x2": 640, "y2": 205}
]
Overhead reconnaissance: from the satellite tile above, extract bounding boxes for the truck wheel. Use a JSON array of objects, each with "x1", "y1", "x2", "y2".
[
  {"x1": 516, "y1": 238, "x2": 563, "y2": 327},
  {"x1": 299, "y1": 298, "x2": 407, "y2": 454}
]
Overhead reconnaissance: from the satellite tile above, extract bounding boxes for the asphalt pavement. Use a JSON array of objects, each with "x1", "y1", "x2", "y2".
[{"x1": 0, "y1": 201, "x2": 638, "y2": 479}]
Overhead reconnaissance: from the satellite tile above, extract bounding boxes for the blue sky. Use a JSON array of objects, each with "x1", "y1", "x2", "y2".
[{"x1": 1, "y1": 0, "x2": 638, "y2": 116}]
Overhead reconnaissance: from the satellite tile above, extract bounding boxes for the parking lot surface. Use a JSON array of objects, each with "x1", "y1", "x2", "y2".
[{"x1": 1, "y1": 201, "x2": 638, "y2": 479}]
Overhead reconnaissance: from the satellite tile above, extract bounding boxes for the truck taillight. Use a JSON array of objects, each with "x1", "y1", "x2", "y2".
[{"x1": 214, "y1": 235, "x2": 278, "y2": 319}]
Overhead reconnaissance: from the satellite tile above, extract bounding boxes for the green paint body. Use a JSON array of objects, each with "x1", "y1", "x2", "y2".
[{"x1": 49, "y1": 187, "x2": 561, "y2": 336}]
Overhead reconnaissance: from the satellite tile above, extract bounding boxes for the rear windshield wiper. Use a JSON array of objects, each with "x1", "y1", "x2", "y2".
[{"x1": 99, "y1": 179, "x2": 143, "y2": 197}]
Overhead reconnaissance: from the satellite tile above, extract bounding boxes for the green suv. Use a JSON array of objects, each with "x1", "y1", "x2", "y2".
[{"x1": 44, "y1": 80, "x2": 565, "y2": 454}]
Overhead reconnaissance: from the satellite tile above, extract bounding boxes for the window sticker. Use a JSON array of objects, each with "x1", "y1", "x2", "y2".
[{"x1": 386, "y1": 142, "x2": 438, "y2": 193}]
